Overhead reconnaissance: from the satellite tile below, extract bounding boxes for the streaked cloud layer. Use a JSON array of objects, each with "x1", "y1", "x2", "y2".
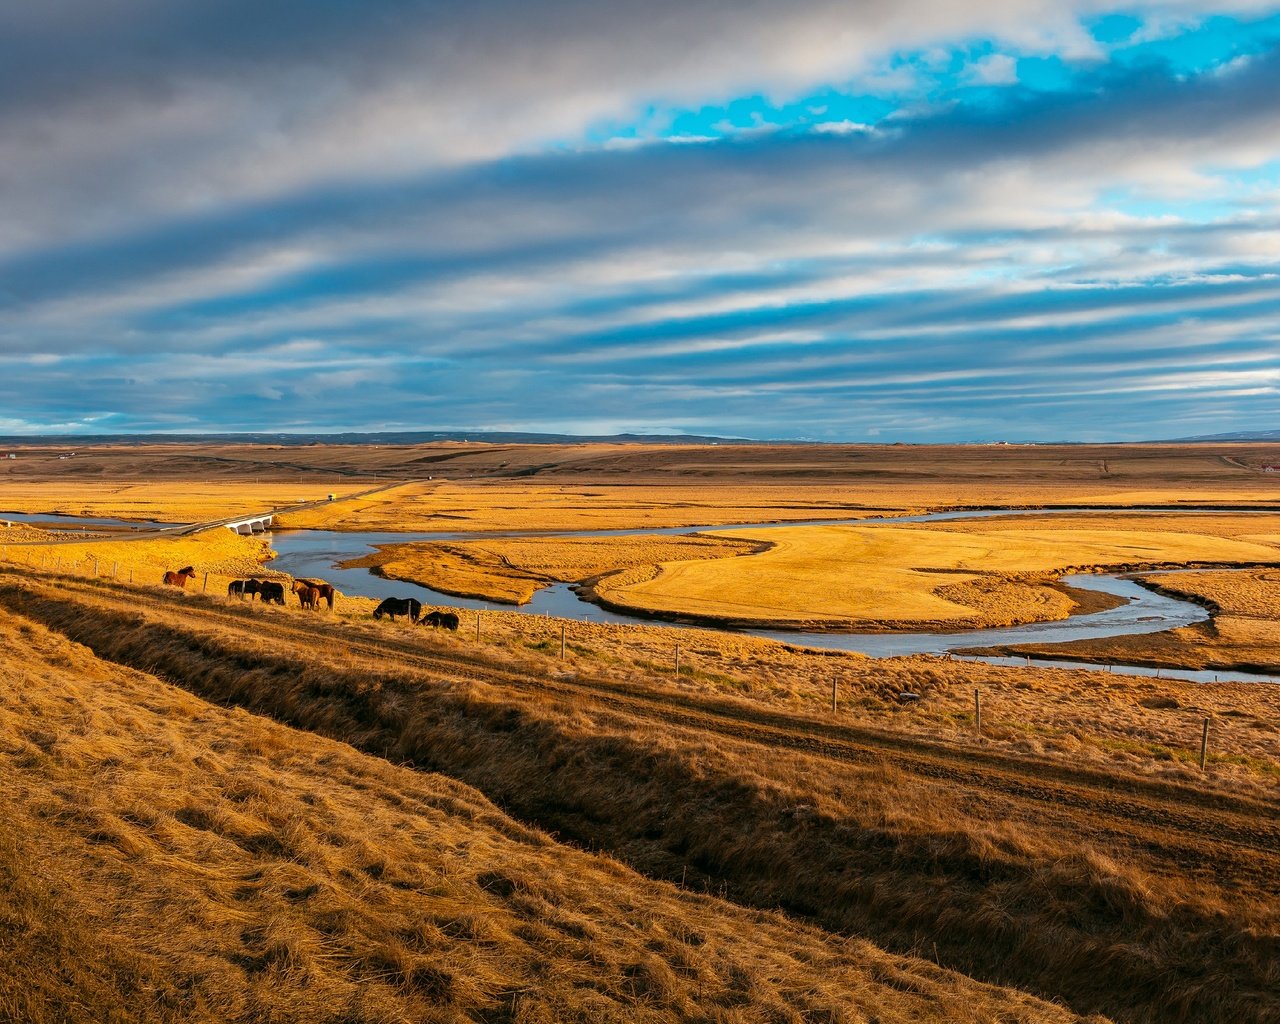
[{"x1": 2, "y1": 1, "x2": 1279, "y2": 439}]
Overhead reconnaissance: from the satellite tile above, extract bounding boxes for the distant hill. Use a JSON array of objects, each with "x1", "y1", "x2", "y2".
[
  {"x1": 0, "y1": 430, "x2": 788, "y2": 447},
  {"x1": 1161, "y1": 429, "x2": 1280, "y2": 442}
]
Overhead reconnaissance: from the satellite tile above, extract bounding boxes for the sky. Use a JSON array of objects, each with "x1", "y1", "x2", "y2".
[{"x1": 2, "y1": 1, "x2": 1280, "y2": 442}]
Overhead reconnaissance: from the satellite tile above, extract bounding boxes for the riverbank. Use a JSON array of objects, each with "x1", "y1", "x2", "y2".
[{"x1": 969, "y1": 568, "x2": 1280, "y2": 676}]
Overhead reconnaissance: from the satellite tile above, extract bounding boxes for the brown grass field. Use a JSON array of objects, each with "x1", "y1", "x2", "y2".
[
  {"x1": 344, "y1": 533, "x2": 769, "y2": 604},
  {"x1": 3, "y1": 603, "x2": 1106, "y2": 1024},
  {"x1": 585, "y1": 516, "x2": 1280, "y2": 629},
  {"x1": 5, "y1": 440, "x2": 1280, "y2": 531},
  {"x1": 0, "y1": 562, "x2": 1278, "y2": 1022},
  {"x1": 0, "y1": 479, "x2": 365, "y2": 524},
  {"x1": 2, "y1": 442, "x2": 1280, "y2": 1022}
]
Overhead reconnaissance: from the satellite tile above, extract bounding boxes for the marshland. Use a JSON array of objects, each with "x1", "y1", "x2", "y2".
[{"x1": 2, "y1": 440, "x2": 1279, "y2": 1024}]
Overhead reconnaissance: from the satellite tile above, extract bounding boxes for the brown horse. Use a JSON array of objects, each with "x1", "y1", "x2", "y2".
[
  {"x1": 290, "y1": 580, "x2": 321, "y2": 610},
  {"x1": 298, "y1": 578, "x2": 337, "y2": 610},
  {"x1": 163, "y1": 566, "x2": 196, "y2": 588}
]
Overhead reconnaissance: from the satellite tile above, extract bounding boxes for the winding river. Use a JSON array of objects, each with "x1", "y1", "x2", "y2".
[{"x1": 5, "y1": 506, "x2": 1278, "y2": 684}]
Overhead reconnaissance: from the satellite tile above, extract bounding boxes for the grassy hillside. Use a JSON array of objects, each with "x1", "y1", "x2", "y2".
[
  {"x1": 0, "y1": 604, "x2": 1102, "y2": 1024},
  {"x1": 3, "y1": 570, "x2": 1277, "y2": 1023}
]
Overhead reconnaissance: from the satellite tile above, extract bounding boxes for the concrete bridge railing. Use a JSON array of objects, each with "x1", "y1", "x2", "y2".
[{"x1": 224, "y1": 514, "x2": 273, "y2": 536}]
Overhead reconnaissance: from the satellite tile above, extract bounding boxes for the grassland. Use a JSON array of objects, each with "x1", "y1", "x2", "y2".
[
  {"x1": 344, "y1": 533, "x2": 768, "y2": 604},
  {"x1": 2, "y1": 568, "x2": 1277, "y2": 1023},
  {"x1": 7, "y1": 440, "x2": 1280, "y2": 535},
  {"x1": 0, "y1": 479, "x2": 365, "y2": 524},
  {"x1": 0, "y1": 526, "x2": 278, "y2": 595},
  {"x1": 4, "y1": 443, "x2": 1280, "y2": 1021},
  {"x1": 2, "y1": 604, "x2": 1103, "y2": 1024},
  {"x1": 590, "y1": 518, "x2": 1280, "y2": 629}
]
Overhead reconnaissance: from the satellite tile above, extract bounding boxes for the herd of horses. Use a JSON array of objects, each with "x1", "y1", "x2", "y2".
[
  {"x1": 373, "y1": 597, "x2": 460, "y2": 630},
  {"x1": 162, "y1": 567, "x2": 457, "y2": 629}
]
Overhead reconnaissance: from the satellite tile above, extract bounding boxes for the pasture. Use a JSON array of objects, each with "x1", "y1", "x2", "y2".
[
  {"x1": 344, "y1": 532, "x2": 767, "y2": 604},
  {"x1": 0, "y1": 478, "x2": 364, "y2": 524},
  {"x1": 6, "y1": 439, "x2": 1280, "y2": 534},
  {"x1": 2, "y1": 441, "x2": 1280, "y2": 1023},
  {"x1": 591, "y1": 517, "x2": 1280, "y2": 629},
  {"x1": 3, "y1": 604, "x2": 1091, "y2": 1024},
  {"x1": 0, "y1": 567, "x2": 1277, "y2": 1024}
]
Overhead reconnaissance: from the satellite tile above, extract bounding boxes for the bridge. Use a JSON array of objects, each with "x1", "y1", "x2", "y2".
[{"x1": 224, "y1": 514, "x2": 274, "y2": 536}]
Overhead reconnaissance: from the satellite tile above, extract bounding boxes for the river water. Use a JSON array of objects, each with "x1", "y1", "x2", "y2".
[{"x1": 6, "y1": 505, "x2": 1278, "y2": 683}]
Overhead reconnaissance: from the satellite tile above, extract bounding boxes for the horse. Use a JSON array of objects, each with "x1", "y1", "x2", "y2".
[
  {"x1": 163, "y1": 566, "x2": 196, "y2": 588},
  {"x1": 421, "y1": 610, "x2": 459, "y2": 631},
  {"x1": 373, "y1": 597, "x2": 422, "y2": 623},
  {"x1": 290, "y1": 580, "x2": 321, "y2": 610},
  {"x1": 228, "y1": 579, "x2": 262, "y2": 601},
  {"x1": 258, "y1": 580, "x2": 286, "y2": 605},
  {"x1": 298, "y1": 579, "x2": 337, "y2": 610}
]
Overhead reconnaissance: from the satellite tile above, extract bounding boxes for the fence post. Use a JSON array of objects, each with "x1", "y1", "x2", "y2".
[
  {"x1": 112, "y1": 561, "x2": 118, "y2": 579},
  {"x1": 202, "y1": 572, "x2": 208, "y2": 592},
  {"x1": 561, "y1": 621, "x2": 566, "y2": 659},
  {"x1": 974, "y1": 689, "x2": 982, "y2": 737},
  {"x1": 831, "y1": 678, "x2": 837, "y2": 713},
  {"x1": 674, "y1": 644, "x2": 680, "y2": 677},
  {"x1": 476, "y1": 611, "x2": 481, "y2": 641},
  {"x1": 129, "y1": 568, "x2": 134, "y2": 584},
  {"x1": 1200, "y1": 717, "x2": 1210, "y2": 771}
]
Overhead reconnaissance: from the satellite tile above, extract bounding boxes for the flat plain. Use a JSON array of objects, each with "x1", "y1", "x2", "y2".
[{"x1": 2, "y1": 440, "x2": 1279, "y2": 1024}]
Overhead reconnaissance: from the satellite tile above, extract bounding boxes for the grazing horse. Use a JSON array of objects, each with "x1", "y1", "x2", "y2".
[
  {"x1": 298, "y1": 579, "x2": 337, "y2": 610},
  {"x1": 290, "y1": 580, "x2": 321, "y2": 610},
  {"x1": 228, "y1": 579, "x2": 262, "y2": 600},
  {"x1": 163, "y1": 566, "x2": 196, "y2": 588},
  {"x1": 421, "y1": 610, "x2": 460, "y2": 631},
  {"x1": 373, "y1": 597, "x2": 422, "y2": 623},
  {"x1": 258, "y1": 580, "x2": 286, "y2": 605}
]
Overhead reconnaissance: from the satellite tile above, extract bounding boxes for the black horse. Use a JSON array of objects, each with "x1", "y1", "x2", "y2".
[
  {"x1": 421, "y1": 610, "x2": 460, "y2": 631},
  {"x1": 227, "y1": 579, "x2": 262, "y2": 601},
  {"x1": 258, "y1": 580, "x2": 286, "y2": 605},
  {"x1": 373, "y1": 597, "x2": 422, "y2": 623}
]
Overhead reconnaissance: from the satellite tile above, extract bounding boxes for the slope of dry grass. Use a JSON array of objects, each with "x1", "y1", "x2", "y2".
[
  {"x1": 344, "y1": 533, "x2": 767, "y2": 604},
  {"x1": 592, "y1": 521, "x2": 1280, "y2": 629},
  {"x1": 0, "y1": 605, "x2": 1101, "y2": 1024},
  {"x1": 5, "y1": 571, "x2": 1278, "y2": 1024},
  {"x1": 0, "y1": 528, "x2": 276, "y2": 593}
]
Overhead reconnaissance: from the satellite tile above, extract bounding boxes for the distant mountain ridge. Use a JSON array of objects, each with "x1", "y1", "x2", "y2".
[
  {"x1": 1161, "y1": 429, "x2": 1280, "y2": 442},
  {"x1": 0, "y1": 430, "x2": 787, "y2": 447}
]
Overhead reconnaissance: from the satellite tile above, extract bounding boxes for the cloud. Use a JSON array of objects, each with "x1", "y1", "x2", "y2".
[
  {"x1": 2, "y1": 2, "x2": 1280, "y2": 439},
  {"x1": 965, "y1": 53, "x2": 1021, "y2": 85}
]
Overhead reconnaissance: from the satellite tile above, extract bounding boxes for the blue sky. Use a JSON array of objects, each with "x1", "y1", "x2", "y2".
[{"x1": 1, "y1": 1, "x2": 1279, "y2": 441}]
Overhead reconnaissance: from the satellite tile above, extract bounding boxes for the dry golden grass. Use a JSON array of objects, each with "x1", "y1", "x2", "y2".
[
  {"x1": 0, "y1": 480, "x2": 364, "y2": 524},
  {"x1": 0, "y1": 528, "x2": 276, "y2": 596},
  {"x1": 592, "y1": 520, "x2": 1280, "y2": 629},
  {"x1": 0, "y1": 603, "x2": 1107, "y2": 1024},
  {"x1": 5, "y1": 571, "x2": 1278, "y2": 1023},
  {"x1": 344, "y1": 533, "x2": 767, "y2": 603},
  {"x1": 275, "y1": 479, "x2": 893, "y2": 532}
]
